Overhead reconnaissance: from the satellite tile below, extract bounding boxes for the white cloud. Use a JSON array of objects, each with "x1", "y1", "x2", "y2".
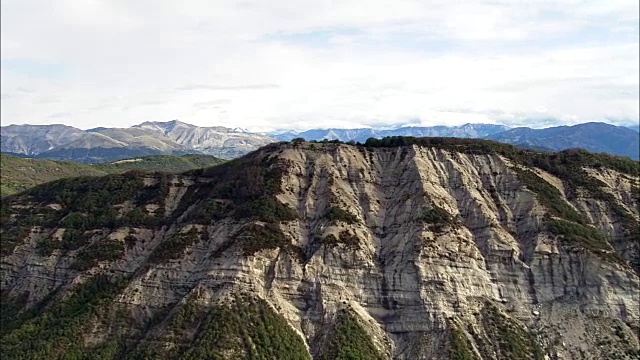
[{"x1": 1, "y1": 0, "x2": 638, "y2": 131}]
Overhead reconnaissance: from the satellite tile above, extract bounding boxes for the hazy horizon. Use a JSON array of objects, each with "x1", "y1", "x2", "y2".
[
  {"x1": 2, "y1": 0, "x2": 638, "y2": 132},
  {"x1": 2, "y1": 118, "x2": 639, "y2": 135}
]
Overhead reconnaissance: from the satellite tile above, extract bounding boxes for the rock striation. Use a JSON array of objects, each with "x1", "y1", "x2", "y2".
[{"x1": 1, "y1": 140, "x2": 638, "y2": 359}]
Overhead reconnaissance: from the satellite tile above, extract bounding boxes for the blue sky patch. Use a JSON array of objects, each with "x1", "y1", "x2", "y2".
[{"x1": 2, "y1": 59, "x2": 65, "y2": 78}]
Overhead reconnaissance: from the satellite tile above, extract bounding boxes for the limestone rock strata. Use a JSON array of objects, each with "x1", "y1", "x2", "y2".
[{"x1": 1, "y1": 143, "x2": 639, "y2": 359}]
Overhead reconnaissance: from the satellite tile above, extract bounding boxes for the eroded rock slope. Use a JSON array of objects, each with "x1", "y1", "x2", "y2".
[{"x1": 1, "y1": 140, "x2": 639, "y2": 359}]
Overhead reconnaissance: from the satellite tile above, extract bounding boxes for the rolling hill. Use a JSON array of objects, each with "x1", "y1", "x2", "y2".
[{"x1": 0, "y1": 153, "x2": 224, "y2": 197}]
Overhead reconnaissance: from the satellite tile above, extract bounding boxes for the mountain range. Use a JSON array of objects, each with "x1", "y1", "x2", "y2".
[
  {"x1": 486, "y1": 122, "x2": 639, "y2": 160},
  {"x1": 1, "y1": 120, "x2": 638, "y2": 162},
  {"x1": 270, "y1": 123, "x2": 510, "y2": 142},
  {"x1": 1, "y1": 139, "x2": 638, "y2": 359},
  {"x1": 272, "y1": 122, "x2": 639, "y2": 160},
  {"x1": 0, "y1": 120, "x2": 274, "y2": 163}
]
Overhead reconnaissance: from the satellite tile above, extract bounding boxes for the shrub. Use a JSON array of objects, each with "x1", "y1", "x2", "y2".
[
  {"x1": 70, "y1": 239, "x2": 125, "y2": 271},
  {"x1": 320, "y1": 309, "x2": 385, "y2": 360},
  {"x1": 321, "y1": 231, "x2": 360, "y2": 249},
  {"x1": 449, "y1": 325, "x2": 479, "y2": 360},
  {"x1": 323, "y1": 206, "x2": 359, "y2": 224},
  {"x1": 418, "y1": 205, "x2": 457, "y2": 233},
  {"x1": 0, "y1": 274, "x2": 129, "y2": 358},
  {"x1": 548, "y1": 219, "x2": 623, "y2": 263},
  {"x1": 480, "y1": 303, "x2": 544, "y2": 360},
  {"x1": 233, "y1": 223, "x2": 290, "y2": 256},
  {"x1": 148, "y1": 228, "x2": 200, "y2": 263}
]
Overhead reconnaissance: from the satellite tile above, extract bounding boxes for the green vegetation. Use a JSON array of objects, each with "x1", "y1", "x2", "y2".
[
  {"x1": 1, "y1": 289, "x2": 316, "y2": 360},
  {"x1": 321, "y1": 230, "x2": 361, "y2": 249},
  {"x1": 0, "y1": 154, "x2": 103, "y2": 197},
  {"x1": 1, "y1": 171, "x2": 171, "y2": 257},
  {"x1": 1, "y1": 153, "x2": 298, "y2": 260},
  {"x1": 0, "y1": 198, "x2": 74, "y2": 257},
  {"x1": 232, "y1": 196, "x2": 298, "y2": 223},
  {"x1": 181, "y1": 297, "x2": 310, "y2": 359},
  {"x1": 185, "y1": 198, "x2": 232, "y2": 223},
  {"x1": 449, "y1": 325, "x2": 480, "y2": 360},
  {"x1": 361, "y1": 137, "x2": 638, "y2": 175},
  {"x1": 148, "y1": 228, "x2": 200, "y2": 263},
  {"x1": 99, "y1": 154, "x2": 225, "y2": 173},
  {"x1": 35, "y1": 228, "x2": 95, "y2": 257},
  {"x1": 0, "y1": 153, "x2": 224, "y2": 197},
  {"x1": 511, "y1": 168, "x2": 584, "y2": 223},
  {"x1": 0, "y1": 291, "x2": 30, "y2": 335},
  {"x1": 26, "y1": 173, "x2": 146, "y2": 214},
  {"x1": 127, "y1": 299, "x2": 201, "y2": 359},
  {"x1": 360, "y1": 137, "x2": 638, "y2": 263},
  {"x1": 233, "y1": 223, "x2": 288, "y2": 256},
  {"x1": 176, "y1": 155, "x2": 301, "y2": 258},
  {"x1": 323, "y1": 206, "x2": 359, "y2": 224},
  {"x1": 182, "y1": 155, "x2": 297, "y2": 224},
  {"x1": 479, "y1": 303, "x2": 544, "y2": 360},
  {"x1": 0, "y1": 221, "x2": 34, "y2": 257},
  {"x1": 320, "y1": 309, "x2": 386, "y2": 360},
  {"x1": 0, "y1": 274, "x2": 129, "y2": 359},
  {"x1": 548, "y1": 218, "x2": 623, "y2": 263},
  {"x1": 230, "y1": 223, "x2": 304, "y2": 261},
  {"x1": 70, "y1": 239, "x2": 125, "y2": 271},
  {"x1": 147, "y1": 296, "x2": 311, "y2": 360},
  {"x1": 418, "y1": 205, "x2": 458, "y2": 233}
]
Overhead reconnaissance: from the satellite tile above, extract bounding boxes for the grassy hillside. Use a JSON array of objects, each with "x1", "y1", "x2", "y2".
[{"x1": 0, "y1": 154, "x2": 224, "y2": 197}]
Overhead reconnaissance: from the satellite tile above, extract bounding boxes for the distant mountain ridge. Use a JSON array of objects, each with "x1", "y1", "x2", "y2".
[
  {"x1": 1, "y1": 120, "x2": 275, "y2": 163},
  {"x1": 132, "y1": 120, "x2": 275, "y2": 158},
  {"x1": 2, "y1": 120, "x2": 638, "y2": 161},
  {"x1": 271, "y1": 123, "x2": 509, "y2": 143},
  {"x1": 486, "y1": 122, "x2": 639, "y2": 160},
  {"x1": 272, "y1": 122, "x2": 638, "y2": 160}
]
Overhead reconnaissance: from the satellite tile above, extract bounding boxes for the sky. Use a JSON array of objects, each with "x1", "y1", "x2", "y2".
[{"x1": 1, "y1": 0, "x2": 638, "y2": 132}]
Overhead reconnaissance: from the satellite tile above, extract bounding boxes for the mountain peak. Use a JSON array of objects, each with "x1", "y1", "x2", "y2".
[{"x1": 133, "y1": 119, "x2": 194, "y2": 133}]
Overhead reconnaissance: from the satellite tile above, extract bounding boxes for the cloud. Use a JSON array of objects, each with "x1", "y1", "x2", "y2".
[
  {"x1": 35, "y1": 95, "x2": 63, "y2": 104},
  {"x1": 138, "y1": 100, "x2": 165, "y2": 105},
  {"x1": 193, "y1": 99, "x2": 232, "y2": 109},
  {"x1": 16, "y1": 87, "x2": 35, "y2": 93},
  {"x1": 177, "y1": 84, "x2": 280, "y2": 91},
  {"x1": 49, "y1": 111, "x2": 72, "y2": 118},
  {"x1": 0, "y1": 0, "x2": 637, "y2": 131}
]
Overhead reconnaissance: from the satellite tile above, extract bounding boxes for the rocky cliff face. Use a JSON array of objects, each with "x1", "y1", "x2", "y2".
[{"x1": 1, "y1": 141, "x2": 638, "y2": 359}]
